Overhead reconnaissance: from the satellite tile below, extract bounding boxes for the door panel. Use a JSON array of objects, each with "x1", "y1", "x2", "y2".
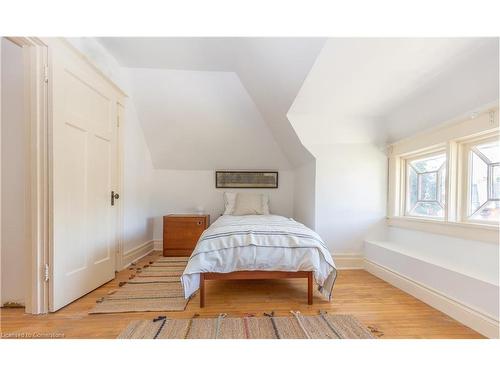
[
  {"x1": 61, "y1": 123, "x2": 88, "y2": 275},
  {"x1": 89, "y1": 135, "x2": 112, "y2": 264},
  {"x1": 50, "y1": 41, "x2": 120, "y2": 311}
]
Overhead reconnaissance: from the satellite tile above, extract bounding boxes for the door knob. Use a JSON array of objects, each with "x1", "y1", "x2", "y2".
[{"x1": 111, "y1": 191, "x2": 120, "y2": 206}]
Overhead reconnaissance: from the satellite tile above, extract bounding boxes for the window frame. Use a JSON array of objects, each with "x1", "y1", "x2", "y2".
[
  {"x1": 402, "y1": 148, "x2": 447, "y2": 220},
  {"x1": 387, "y1": 109, "x2": 499, "y2": 242},
  {"x1": 460, "y1": 134, "x2": 500, "y2": 225}
]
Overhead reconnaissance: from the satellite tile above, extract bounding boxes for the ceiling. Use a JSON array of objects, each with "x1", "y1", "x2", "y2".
[
  {"x1": 99, "y1": 37, "x2": 326, "y2": 168},
  {"x1": 288, "y1": 38, "x2": 499, "y2": 148},
  {"x1": 98, "y1": 37, "x2": 499, "y2": 167}
]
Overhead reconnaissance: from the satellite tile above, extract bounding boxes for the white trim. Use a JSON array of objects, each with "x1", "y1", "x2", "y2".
[
  {"x1": 387, "y1": 107, "x2": 498, "y2": 224},
  {"x1": 459, "y1": 134, "x2": 500, "y2": 223},
  {"x1": 333, "y1": 253, "x2": 364, "y2": 269},
  {"x1": 115, "y1": 103, "x2": 125, "y2": 272},
  {"x1": 120, "y1": 240, "x2": 155, "y2": 270},
  {"x1": 389, "y1": 108, "x2": 499, "y2": 156},
  {"x1": 402, "y1": 149, "x2": 447, "y2": 219},
  {"x1": 387, "y1": 108, "x2": 500, "y2": 235},
  {"x1": 387, "y1": 216, "x2": 499, "y2": 243},
  {"x1": 364, "y1": 258, "x2": 499, "y2": 339},
  {"x1": 7, "y1": 37, "x2": 51, "y2": 315},
  {"x1": 54, "y1": 38, "x2": 127, "y2": 98}
]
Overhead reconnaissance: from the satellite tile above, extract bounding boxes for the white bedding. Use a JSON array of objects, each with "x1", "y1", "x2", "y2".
[{"x1": 181, "y1": 215, "x2": 337, "y2": 300}]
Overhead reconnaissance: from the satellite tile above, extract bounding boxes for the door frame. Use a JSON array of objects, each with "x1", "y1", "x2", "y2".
[
  {"x1": 4, "y1": 37, "x2": 125, "y2": 314},
  {"x1": 115, "y1": 103, "x2": 125, "y2": 272},
  {"x1": 5, "y1": 37, "x2": 50, "y2": 314}
]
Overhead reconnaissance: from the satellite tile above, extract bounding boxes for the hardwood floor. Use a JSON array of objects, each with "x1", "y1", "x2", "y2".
[{"x1": 0, "y1": 251, "x2": 483, "y2": 339}]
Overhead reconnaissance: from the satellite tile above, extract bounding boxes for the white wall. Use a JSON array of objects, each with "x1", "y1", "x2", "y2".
[
  {"x1": 121, "y1": 99, "x2": 154, "y2": 252},
  {"x1": 150, "y1": 169, "x2": 294, "y2": 239},
  {"x1": 67, "y1": 38, "x2": 155, "y2": 259},
  {"x1": 312, "y1": 143, "x2": 387, "y2": 255},
  {"x1": 1, "y1": 38, "x2": 26, "y2": 305},
  {"x1": 293, "y1": 161, "x2": 316, "y2": 229}
]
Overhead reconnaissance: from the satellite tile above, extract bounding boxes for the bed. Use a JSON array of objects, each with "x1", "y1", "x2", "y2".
[{"x1": 181, "y1": 214, "x2": 337, "y2": 307}]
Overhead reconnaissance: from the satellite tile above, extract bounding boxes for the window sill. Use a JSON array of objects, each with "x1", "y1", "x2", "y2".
[{"x1": 387, "y1": 216, "x2": 499, "y2": 244}]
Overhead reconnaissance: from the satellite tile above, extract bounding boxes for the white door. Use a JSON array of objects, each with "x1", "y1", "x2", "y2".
[{"x1": 50, "y1": 41, "x2": 121, "y2": 311}]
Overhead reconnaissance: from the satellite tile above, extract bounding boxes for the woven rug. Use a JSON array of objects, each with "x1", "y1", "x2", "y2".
[
  {"x1": 117, "y1": 311, "x2": 375, "y2": 339},
  {"x1": 89, "y1": 257, "x2": 190, "y2": 314}
]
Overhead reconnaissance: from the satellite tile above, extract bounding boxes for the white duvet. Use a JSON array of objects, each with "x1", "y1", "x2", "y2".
[{"x1": 181, "y1": 215, "x2": 337, "y2": 300}]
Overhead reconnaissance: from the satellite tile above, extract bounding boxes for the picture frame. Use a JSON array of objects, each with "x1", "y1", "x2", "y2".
[{"x1": 215, "y1": 171, "x2": 279, "y2": 188}]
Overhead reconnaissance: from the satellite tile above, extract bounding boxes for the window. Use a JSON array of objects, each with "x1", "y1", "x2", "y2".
[
  {"x1": 405, "y1": 153, "x2": 446, "y2": 218},
  {"x1": 388, "y1": 110, "x2": 499, "y2": 238},
  {"x1": 467, "y1": 139, "x2": 500, "y2": 222}
]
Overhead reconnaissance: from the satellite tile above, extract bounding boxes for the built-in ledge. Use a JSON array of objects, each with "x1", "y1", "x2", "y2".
[{"x1": 364, "y1": 239, "x2": 499, "y2": 338}]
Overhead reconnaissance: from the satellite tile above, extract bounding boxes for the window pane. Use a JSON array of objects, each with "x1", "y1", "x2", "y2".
[
  {"x1": 470, "y1": 152, "x2": 488, "y2": 213},
  {"x1": 418, "y1": 172, "x2": 437, "y2": 201},
  {"x1": 470, "y1": 200, "x2": 500, "y2": 221},
  {"x1": 410, "y1": 202, "x2": 444, "y2": 217},
  {"x1": 408, "y1": 166, "x2": 418, "y2": 210},
  {"x1": 476, "y1": 141, "x2": 500, "y2": 163},
  {"x1": 410, "y1": 154, "x2": 446, "y2": 173},
  {"x1": 468, "y1": 140, "x2": 500, "y2": 222},
  {"x1": 406, "y1": 153, "x2": 446, "y2": 218},
  {"x1": 492, "y1": 165, "x2": 500, "y2": 200}
]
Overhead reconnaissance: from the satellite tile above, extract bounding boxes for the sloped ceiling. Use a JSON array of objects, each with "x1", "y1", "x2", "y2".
[
  {"x1": 98, "y1": 37, "x2": 326, "y2": 169},
  {"x1": 128, "y1": 68, "x2": 290, "y2": 170},
  {"x1": 98, "y1": 37, "x2": 498, "y2": 166},
  {"x1": 288, "y1": 38, "x2": 499, "y2": 149}
]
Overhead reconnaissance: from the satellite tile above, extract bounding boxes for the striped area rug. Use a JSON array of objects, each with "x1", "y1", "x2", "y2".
[
  {"x1": 89, "y1": 257, "x2": 190, "y2": 314},
  {"x1": 118, "y1": 311, "x2": 375, "y2": 339}
]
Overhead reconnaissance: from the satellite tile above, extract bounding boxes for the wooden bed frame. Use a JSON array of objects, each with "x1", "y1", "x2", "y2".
[{"x1": 199, "y1": 271, "x2": 313, "y2": 307}]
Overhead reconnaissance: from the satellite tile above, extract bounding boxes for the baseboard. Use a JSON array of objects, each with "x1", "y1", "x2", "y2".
[
  {"x1": 153, "y1": 239, "x2": 163, "y2": 251},
  {"x1": 2, "y1": 301, "x2": 26, "y2": 308},
  {"x1": 333, "y1": 253, "x2": 364, "y2": 269},
  {"x1": 121, "y1": 240, "x2": 155, "y2": 270},
  {"x1": 364, "y1": 258, "x2": 500, "y2": 339}
]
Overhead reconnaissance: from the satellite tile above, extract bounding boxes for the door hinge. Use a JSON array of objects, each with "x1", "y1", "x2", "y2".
[
  {"x1": 43, "y1": 264, "x2": 49, "y2": 282},
  {"x1": 43, "y1": 65, "x2": 49, "y2": 83}
]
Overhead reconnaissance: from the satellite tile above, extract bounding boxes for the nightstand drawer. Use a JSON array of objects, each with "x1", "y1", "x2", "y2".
[{"x1": 163, "y1": 215, "x2": 209, "y2": 257}]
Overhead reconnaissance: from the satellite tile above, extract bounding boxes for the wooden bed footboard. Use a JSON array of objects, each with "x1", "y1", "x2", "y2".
[{"x1": 199, "y1": 271, "x2": 313, "y2": 308}]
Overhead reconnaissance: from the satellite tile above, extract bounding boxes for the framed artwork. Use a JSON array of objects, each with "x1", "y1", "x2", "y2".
[{"x1": 215, "y1": 171, "x2": 279, "y2": 188}]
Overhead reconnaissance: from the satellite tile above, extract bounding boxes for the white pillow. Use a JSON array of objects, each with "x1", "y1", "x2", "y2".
[
  {"x1": 223, "y1": 192, "x2": 237, "y2": 215},
  {"x1": 232, "y1": 193, "x2": 270, "y2": 215}
]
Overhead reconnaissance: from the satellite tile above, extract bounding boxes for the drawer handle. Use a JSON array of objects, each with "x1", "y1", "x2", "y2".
[{"x1": 197, "y1": 221, "x2": 202, "y2": 225}]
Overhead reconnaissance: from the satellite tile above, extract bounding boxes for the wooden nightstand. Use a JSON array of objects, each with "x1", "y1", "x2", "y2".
[{"x1": 163, "y1": 214, "x2": 210, "y2": 257}]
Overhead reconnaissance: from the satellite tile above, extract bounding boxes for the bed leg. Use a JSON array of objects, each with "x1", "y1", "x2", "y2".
[
  {"x1": 307, "y1": 272, "x2": 313, "y2": 305},
  {"x1": 200, "y1": 273, "x2": 205, "y2": 308}
]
